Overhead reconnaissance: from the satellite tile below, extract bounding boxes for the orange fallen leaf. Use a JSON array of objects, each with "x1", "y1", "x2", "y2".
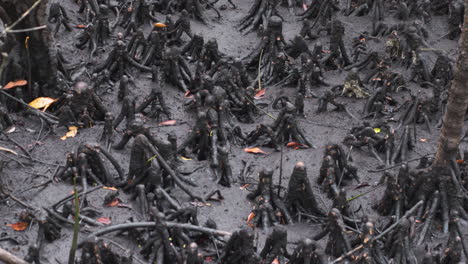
[
  {"x1": 158, "y1": 120, "x2": 176, "y2": 126},
  {"x1": 247, "y1": 212, "x2": 255, "y2": 223},
  {"x1": 6, "y1": 222, "x2": 29, "y2": 231},
  {"x1": 254, "y1": 89, "x2": 266, "y2": 99},
  {"x1": 419, "y1": 138, "x2": 428, "y2": 142},
  {"x1": 184, "y1": 90, "x2": 194, "y2": 98},
  {"x1": 272, "y1": 258, "x2": 280, "y2": 264},
  {"x1": 103, "y1": 186, "x2": 118, "y2": 191},
  {"x1": 3, "y1": 80, "x2": 27, "y2": 90},
  {"x1": 154, "y1": 22, "x2": 167, "y2": 28},
  {"x1": 61, "y1": 126, "x2": 78, "y2": 140},
  {"x1": 106, "y1": 198, "x2": 121, "y2": 207},
  {"x1": 76, "y1": 24, "x2": 86, "y2": 28},
  {"x1": 286, "y1": 142, "x2": 309, "y2": 150},
  {"x1": 97, "y1": 217, "x2": 112, "y2": 225},
  {"x1": 457, "y1": 160, "x2": 465, "y2": 164},
  {"x1": 244, "y1": 147, "x2": 267, "y2": 155},
  {"x1": 28, "y1": 97, "x2": 57, "y2": 111}
]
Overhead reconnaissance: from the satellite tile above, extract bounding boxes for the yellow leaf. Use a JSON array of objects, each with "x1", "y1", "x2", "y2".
[
  {"x1": 179, "y1": 156, "x2": 192, "y2": 161},
  {"x1": 103, "y1": 186, "x2": 118, "y2": 191},
  {"x1": 60, "y1": 126, "x2": 78, "y2": 140},
  {"x1": 28, "y1": 97, "x2": 57, "y2": 111},
  {"x1": 373, "y1": 128, "x2": 381, "y2": 133}
]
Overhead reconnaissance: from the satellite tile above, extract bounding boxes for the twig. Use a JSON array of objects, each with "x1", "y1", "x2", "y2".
[
  {"x1": 5, "y1": 0, "x2": 43, "y2": 31},
  {"x1": 1, "y1": 133, "x2": 33, "y2": 160},
  {"x1": 68, "y1": 172, "x2": 80, "y2": 264},
  {"x1": 0, "y1": 90, "x2": 58, "y2": 123},
  {"x1": 79, "y1": 222, "x2": 232, "y2": 246},
  {"x1": 368, "y1": 153, "x2": 435, "y2": 173},
  {"x1": 7, "y1": 25, "x2": 47, "y2": 34},
  {"x1": 0, "y1": 247, "x2": 28, "y2": 264}
]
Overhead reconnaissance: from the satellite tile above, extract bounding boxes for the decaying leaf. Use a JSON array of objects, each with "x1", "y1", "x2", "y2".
[
  {"x1": 28, "y1": 97, "x2": 57, "y2": 111},
  {"x1": 0, "y1": 146, "x2": 18, "y2": 155},
  {"x1": 179, "y1": 156, "x2": 192, "y2": 161},
  {"x1": 244, "y1": 147, "x2": 267, "y2": 154},
  {"x1": 76, "y1": 24, "x2": 87, "y2": 28},
  {"x1": 158, "y1": 120, "x2": 177, "y2": 126},
  {"x1": 61, "y1": 126, "x2": 78, "y2": 140},
  {"x1": 457, "y1": 160, "x2": 465, "y2": 164},
  {"x1": 247, "y1": 212, "x2": 255, "y2": 223},
  {"x1": 103, "y1": 186, "x2": 118, "y2": 191},
  {"x1": 97, "y1": 217, "x2": 112, "y2": 225},
  {"x1": 6, "y1": 222, "x2": 29, "y2": 231},
  {"x1": 154, "y1": 22, "x2": 167, "y2": 28},
  {"x1": 419, "y1": 138, "x2": 428, "y2": 142},
  {"x1": 286, "y1": 142, "x2": 309, "y2": 150},
  {"x1": 3, "y1": 80, "x2": 27, "y2": 90},
  {"x1": 106, "y1": 198, "x2": 121, "y2": 207},
  {"x1": 254, "y1": 89, "x2": 266, "y2": 99},
  {"x1": 272, "y1": 258, "x2": 280, "y2": 264}
]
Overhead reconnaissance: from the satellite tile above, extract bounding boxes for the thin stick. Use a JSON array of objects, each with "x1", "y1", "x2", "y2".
[
  {"x1": 277, "y1": 143, "x2": 283, "y2": 197},
  {"x1": 79, "y1": 222, "x2": 232, "y2": 247},
  {"x1": 2, "y1": 133, "x2": 33, "y2": 160},
  {"x1": 0, "y1": 247, "x2": 28, "y2": 264},
  {"x1": 5, "y1": 0, "x2": 43, "y2": 31},
  {"x1": 68, "y1": 172, "x2": 80, "y2": 264},
  {"x1": 258, "y1": 49, "x2": 264, "y2": 90},
  {"x1": 7, "y1": 25, "x2": 47, "y2": 34},
  {"x1": 368, "y1": 153, "x2": 435, "y2": 173}
]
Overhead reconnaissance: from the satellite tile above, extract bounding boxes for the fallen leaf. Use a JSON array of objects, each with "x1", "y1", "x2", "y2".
[
  {"x1": 60, "y1": 126, "x2": 78, "y2": 140},
  {"x1": 244, "y1": 147, "x2": 267, "y2": 155},
  {"x1": 286, "y1": 142, "x2": 309, "y2": 149},
  {"x1": 103, "y1": 186, "x2": 118, "y2": 191},
  {"x1": 179, "y1": 156, "x2": 192, "y2": 161},
  {"x1": 247, "y1": 212, "x2": 255, "y2": 223},
  {"x1": 373, "y1": 128, "x2": 381, "y2": 133},
  {"x1": 158, "y1": 120, "x2": 176, "y2": 126},
  {"x1": 303, "y1": 4, "x2": 308, "y2": 10},
  {"x1": 28, "y1": 97, "x2": 57, "y2": 111},
  {"x1": 0, "y1": 146, "x2": 18, "y2": 155},
  {"x1": 184, "y1": 90, "x2": 194, "y2": 98},
  {"x1": 240, "y1": 184, "x2": 250, "y2": 190},
  {"x1": 106, "y1": 198, "x2": 121, "y2": 207},
  {"x1": 154, "y1": 22, "x2": 167, "y2": 28},
  {"x1": 97, "y1": 217, "x2": 112, "y2": 225},
  {"x1": 3, "y1": 80, "x2": 27, "y2": 90},
  {"x1": 6, "y1": 222, "x2": 29, "y2": 231},
  {"x1": 419, "y1": 138, "x2": 428, "y2": 142},
  {"x1": 272, "y1": 258, "x2": 280, "y2": 264},
  {"x1": 254, "y1": 89, "x2": 266, "y2": 99},
  {"x1": 5, "y1": 126, "x2": 15, "y2": 134},
  {"x1": 76, "y1": 24, "x2": 86, "y2": 28},
  {"x1": 456, "y1": 160, "x2": 464, "y2": 164}
]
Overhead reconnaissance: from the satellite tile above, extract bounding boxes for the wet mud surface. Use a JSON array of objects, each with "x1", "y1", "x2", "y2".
[{"x1": 0, "y1": 0, "x2": 467, "y2": 263}]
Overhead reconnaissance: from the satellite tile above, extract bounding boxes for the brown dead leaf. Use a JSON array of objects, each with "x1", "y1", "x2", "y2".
[
  {"x1": 97, "y1": 217, "x2": 112, "y2": 225},
  {"x1": 158, "y1": 120, "x2": 176, "y2": 126},
  {"x1": 254, "y1": 89, "x2": 266, "y2": 99},
  {"x1": 286, "y1": 142, "x2": 309, "y2": 150},
  {"x1": 76, "y1": 24, "x2": 87, "y2": 28},
  {"x1": 28, "y1": 97, "x2": 57, "y2": 111},
  {"x1": 244, "y1": 147, "x2": 267, "y2": 155},
  {"x1": 272, "y1": 258, "x2": 280, "y2": 264},
  {"x1": 60, "y1": 126, "x2": 78, "y2": 141},
  {"x1": 6, "y1": 222, "x2": 29, "y2": 231},
  {"x1": 106, "y1": 198, "x2": 121, "y2": 207},
  {"x1": 3, "y1": 80, "x2": 27, "y2": 90},
  {"x1": 457, "y1": 160, "x2": 465, "y2": 164}
]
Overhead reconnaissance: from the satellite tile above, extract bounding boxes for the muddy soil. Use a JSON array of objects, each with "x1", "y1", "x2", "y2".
[{"x1": 0, "y1": 0, "x2": 466, "y2": 263}]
